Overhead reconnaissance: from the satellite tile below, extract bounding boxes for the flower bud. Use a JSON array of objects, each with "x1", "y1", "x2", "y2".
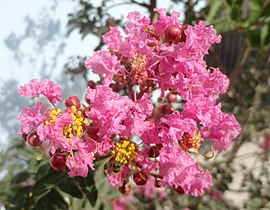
[
  {"x1": 133, "y1": 171, "x2": 148, "y2": 185},
  {"x1": 27, "y1": 131, "x2": 42, "y2": 147},
  {"x1": 179, "y1": 24, "x2": 190, "y2": 42},
  {"x1": 165, "y1": 25, "x2": 182, "y2": 42},
  {"x1": 161, "y1": 104, "x2": 175, "y2": 115},
  {"x1": 148, "y1": 146, "x2": 160, "y2": 158},
  {"x1": 50, "y1": 153, "x2": 67, "y2": 171},
  {"x1": 65, "y1": 96, "x2": 81, "y2": 108},
  {"x1": 166, "y1": 93, "x2": 177, "y2": 103},
  {"x1": 175, "y1": 186, "x2": 185, "y2": 194},
  {"x1": 118, "y1": 180, "x2": 131, "y2": 195},
  {"x1": 87, "y1": 80, "x2": 96, "y2": 89},
  {"x1": 109, "y1": 83, "x2": 123, "y2": 93}
]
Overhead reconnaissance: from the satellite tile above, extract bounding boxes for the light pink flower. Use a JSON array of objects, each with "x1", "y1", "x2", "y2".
[
  {"x1": 159, "y1": 147, "x2": 213, "y2": 196},
  {"x1": 185, "y1": 21, "x2": 221, "y2": 58},
  {"x1": 85, "y1": 50, "x2": 122, "y2": 85},
  {"x1": 65, "y1": 137, "x2": 95, "y2": 177},
  {"x1": 103, "y1": 26, "x2": 122, "y2": 53},
  {"x1": 18, "y1": 79, "x2": 62, "y2": 105},
  {"x1": 17, "y1": 102, "x2": 47, "y2": 135}
]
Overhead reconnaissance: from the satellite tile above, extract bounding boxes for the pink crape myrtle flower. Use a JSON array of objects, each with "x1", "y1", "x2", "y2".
[
  {"x1": 85, "y1": 51, "x2": 123, "y2": 85},
  {"x1": 17, "y1": 102, "x2": 47, "y2": 135},
  {"x1": 18, "y1": 79, "x2": 62, "y2": 105},
  {"x1": 86, "y1": 85, "x2": 153, "y2": 138},
  {"x1": 103, "y1": 26, "x2": 122, "y2": 53},
  {"x1": 17, "y1": 7, "x2": 241, "y2": 198},
  {"x1": 159, "y1": 147, "x2": 212, "y2": 196},
  {"x1": 182, "y1": 97, "x2": 241, "y2": 151}
]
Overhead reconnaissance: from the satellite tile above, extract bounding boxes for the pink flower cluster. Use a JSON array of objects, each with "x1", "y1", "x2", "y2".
[{"x1": 17, "y1": 8, "x2": 241, "y2": 197}]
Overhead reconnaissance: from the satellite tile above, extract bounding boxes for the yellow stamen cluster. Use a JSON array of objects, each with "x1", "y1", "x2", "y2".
[
  {"x1": 111, "y1": 139, "x2": 138, "y2": 165},
  {"x1": 45, "y1": 109, "x2": 61, "y2": 126},
  {"x1": 179, "y1": 132, "x2": 203, "y2": 153},
  {"x1": 131, "y1": 53, "x2": 146, "y2": 74},
  {"x1": 63, "y1": 106, "x2": 88, "y2": 138}
]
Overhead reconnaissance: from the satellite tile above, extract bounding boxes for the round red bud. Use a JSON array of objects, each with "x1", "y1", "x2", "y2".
[
  {"x1": 50, "y1": 153, "x2": 67, "y2": 171},
  {"x1": 165, "y1": 25, "x2": 182, "y2": 42},
  {"x1": 65, "y1": 96, "x2": 81, "y2": 108},
  {"x1": 27, "y1": 131, "x2": 42, "y2": 147},
  {"x1": 166, "y1": 93, "x2": 177, "y2": 103},
  {"x1": 22, "y1": 133, "x2": 27, "y2": 141},
  {"x1": 148, "y1": 146, "x2": 160, "y2": 158},
  {"x1": 109, "y1": 83, "x2": 123, "y2": 93},
  {"x1": 175, "y1": 186, "x2": 185, "y2": 194},
  {"x1": 161, "y1": 104, "x2": 175, "y2": 115},
  {"x1": 87, "y1": 80, "x2": 96, "y2": 89},
  {"x1": 118, "y1": 180, "x2": 131, "y2": 195},
  {"x1": 133, "y1": 171, "x2": 148, "y2": 185}
]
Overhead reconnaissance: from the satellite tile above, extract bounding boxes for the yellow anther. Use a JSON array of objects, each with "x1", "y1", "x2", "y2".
[
  {"x1": 71, "y1": 106, "x2": 77, "y2": 112},
  {"x1": 77, "y1": 111, "x2": 82, "y2": 116}
]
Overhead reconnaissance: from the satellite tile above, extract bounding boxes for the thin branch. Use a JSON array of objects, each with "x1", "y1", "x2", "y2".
[{"x1": 228, "y1": 44, "x2": 250, "y2": 90}]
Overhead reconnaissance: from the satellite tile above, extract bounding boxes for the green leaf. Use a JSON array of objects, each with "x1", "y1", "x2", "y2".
[
  {"x1": 32, "y1": 170, "x2": 66, "y2": 195},
  {"x1": 206, "y1": 1, "x2": 223, "y2": 24},
  {"x1": 261, "y1": 3, "x2": 270, "y2": 17},
  {"x1": 261, "y1": 23, "x2": 270, "y2": 46},
  {"x1": 248, "y1": 1, "x2": 263, "y2": 24},
  {"x1": 230, "y1": 5, "x2": 241, "y2": 20},
  {"x1": 76, "y1": 172, "x2": 98, "y2": 207},
  {"x1": 247, "y1": 29, "x2": 261, "y2": 47},
  {"x1": 12, "y1": 171, "x2": 32, "y2": 184},
  {"x1": 59, "y1": 177, "x2": 84, "y2": 198},
  {"x1": 23, "y1": 170, "x2": 66, "y2": 209},
  {"x1": 35, "y1": 189, "x2": 68, "y2": 210}
]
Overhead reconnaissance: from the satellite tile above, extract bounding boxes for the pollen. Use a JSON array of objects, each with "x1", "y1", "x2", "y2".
[
  {"x1": 111, "y1": 139, "x2": 138, "y2": 166},
  {"x1": 44, "y1": 108, "x2": 61, "y2": 126},
  {"x1": 63, "y1": 106, "x2": 88, "y2": 138},
  {"x1": 179, "y1": 132, "x2": 203, "y2": 153},
  {"x1": 131, "y1": 53, "x2": 146, "y2": 74}
]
